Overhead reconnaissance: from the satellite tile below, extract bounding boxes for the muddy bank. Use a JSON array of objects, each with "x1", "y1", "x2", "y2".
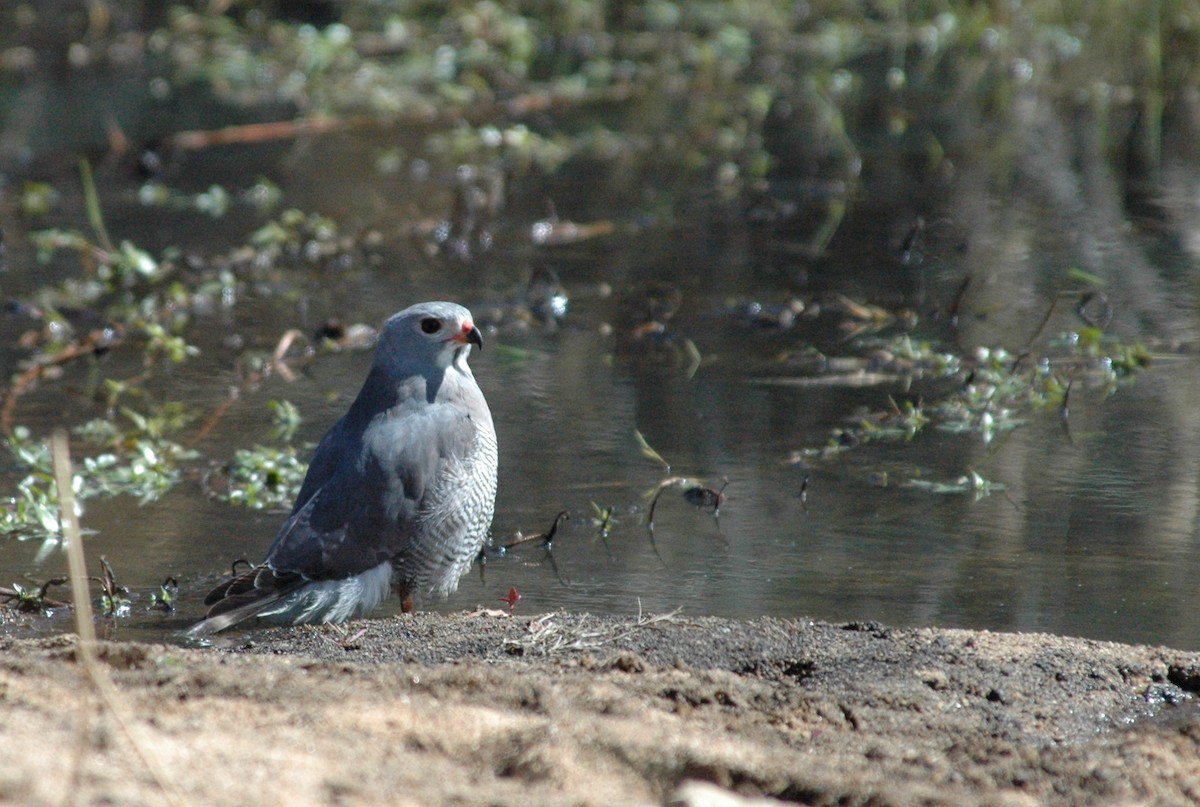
[{"x1": 1, "y1": 612, "x2": 1199, "y2": 806}]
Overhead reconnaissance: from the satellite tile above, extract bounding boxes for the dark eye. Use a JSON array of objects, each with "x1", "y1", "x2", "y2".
[{"x1": 420, "y1": 318, "x2": 442, "y2": 334}]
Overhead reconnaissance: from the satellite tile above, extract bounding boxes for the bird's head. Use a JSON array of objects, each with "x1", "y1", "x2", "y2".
[{"x1": 377, "y1": 301, "x2": 483, "y2": 374}]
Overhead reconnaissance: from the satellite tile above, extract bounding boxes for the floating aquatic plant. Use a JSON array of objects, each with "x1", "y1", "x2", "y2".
[{"x1": 210, "y1": 445, "x2": 309, "y2": 511}]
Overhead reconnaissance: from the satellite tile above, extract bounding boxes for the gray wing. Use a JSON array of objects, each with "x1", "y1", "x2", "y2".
[
  {"x1": 264, "y1": 400, "x2": 483, "y2": 580},
  {"x1": 188, "y1": 415, "x2": 379, "y2": 635}
]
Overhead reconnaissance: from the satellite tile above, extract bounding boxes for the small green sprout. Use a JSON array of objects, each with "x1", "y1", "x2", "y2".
[
  {"x1": 0, "y1": 578, "x2": 69, "y2": 613},
  {"x1": 590, "y1": 501, "x2": 617, "y2": 560},
  {"x1": 634, "y1": 429, "x2": 671, "y2": 473},
  {"x1": 19, "y1": 181, "x2": 60, "y2": 217},
  {"x1": 149, "y1": 577, "x2": 179, "y2": 613},
  {"x1": 268, "y1": 400, "x2": 302, "y2": 442}
]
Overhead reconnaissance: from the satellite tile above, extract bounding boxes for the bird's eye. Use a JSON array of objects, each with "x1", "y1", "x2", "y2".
[{"x1": 420, "y1": 318, "x2": 442, "y2": 334}]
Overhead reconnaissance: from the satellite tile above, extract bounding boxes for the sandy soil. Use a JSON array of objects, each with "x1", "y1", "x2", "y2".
[{"x1": 1, "y1": 610, "x2": 1199, "y2": 806}]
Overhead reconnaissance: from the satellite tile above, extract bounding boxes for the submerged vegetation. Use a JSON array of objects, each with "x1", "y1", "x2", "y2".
[{"x1": 0, "y1": 0, "x2": 1193, "y2": 619}]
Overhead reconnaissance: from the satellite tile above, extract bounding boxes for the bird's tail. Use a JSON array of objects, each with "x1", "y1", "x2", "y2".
[
  {"x1": 181, "y1": 565, "x2": 304, "y2": 639},
  {"x1": 182, "y1": 561, "x2": 394, "y2": 638}
]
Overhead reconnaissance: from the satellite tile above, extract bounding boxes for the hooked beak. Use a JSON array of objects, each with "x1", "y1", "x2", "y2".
[{"x1": 453, "y1": 321, "x2": 483, "y2": 350}]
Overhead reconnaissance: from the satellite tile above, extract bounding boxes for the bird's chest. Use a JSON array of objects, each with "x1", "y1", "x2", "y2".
[{"x1": 359, "y1": 408, "x2": 478, "y2": 518}]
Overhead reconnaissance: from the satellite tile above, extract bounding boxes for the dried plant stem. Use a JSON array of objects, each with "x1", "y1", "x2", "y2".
[
  {"x1": 52, "y1": 432, "x2": 95, "y2": 641},
  {"x1": 51, "y1": 430, "x2": 191, "y2": 807},
  {"x1": 509, "y1": 608, "x2": 682, "y2": 657}
]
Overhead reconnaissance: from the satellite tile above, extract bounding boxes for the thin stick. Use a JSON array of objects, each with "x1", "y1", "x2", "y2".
[
  {"x1": 166, "y1": 114, "x2": 359, "y2": 150},
  {"x1": 162, "y1": 84, "x2": 635, "y2": 151},
  {"x1": 53, "y1": 429, "x2": 95, "y2": 807},
  {"x1": 1011, "y1": 296, "x2": 1059, "y2": 372},
  {"x1": 51, "y1": 431, "x2": 192, "y2": 807},
  {"x1": 186, "y1": 328, "x2": 310, "y2": 449},
  {"x1": 2, "y1": 329, "x2": 125, "y2": 436},
  {"x1": 185, "y1": 386, "x2": 240, "y2": 449},
  {"x1": 53, "y1": 431, "x2": 96, "y2": 645}
]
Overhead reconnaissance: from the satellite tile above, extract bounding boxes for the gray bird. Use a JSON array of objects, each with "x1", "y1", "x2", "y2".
[{"x1": 185, "y1": 301, "x2": 497, "y2": 637}]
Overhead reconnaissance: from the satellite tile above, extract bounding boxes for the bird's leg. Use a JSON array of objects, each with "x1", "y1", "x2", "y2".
[{"x1": 393, "y1": 581, "x2": 415, "y2": 614}]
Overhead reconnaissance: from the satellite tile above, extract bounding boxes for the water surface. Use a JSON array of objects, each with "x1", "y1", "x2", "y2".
[{"x1": 2, "y1": 24, "x2": 1199, "y2": 651}]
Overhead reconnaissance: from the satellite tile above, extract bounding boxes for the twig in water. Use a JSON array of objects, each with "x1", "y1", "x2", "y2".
[
  {"x1": 187, "y1": 328, "x2": 312, "y2": 448},
  {"x1": 2, "y1": 327, "x2": 125, "y2": 436},
  {"x1": 0, "y1": 577, "x2": 69, "y2": 611},
  {"x1": 499, "y1": 511, "x2": 570, "y2": 585},
  {"x1": 1011, "y1": 295, "x2": 1060, "y2": 372},
  {"x1": 1059, "y1": 378, "x2": 1075, "y2": 446}
]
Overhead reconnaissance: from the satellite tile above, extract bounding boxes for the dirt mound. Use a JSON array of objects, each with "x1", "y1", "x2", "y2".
[{"x1": 1, "y1": 612, "x2": 1198, "y2": 805}]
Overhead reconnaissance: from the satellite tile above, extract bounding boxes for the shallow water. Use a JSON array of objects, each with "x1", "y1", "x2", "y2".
[{"x1": 2, "y1": 32, "x2": 1200, "y2": 650}]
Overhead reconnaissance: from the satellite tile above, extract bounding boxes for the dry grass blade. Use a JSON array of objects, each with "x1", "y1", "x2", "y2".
[
  {"x1": 507, "y1": 608, "x2": 682, "y2": 657},
  {"x1": 51, "y1": 431, "x2": 192, "y2": 807},
  {"x1": 79, "y1": 158, "x2": 114, "y2": 254},
  {"x1": 52, "y1": 432, "x2": 95, "y2": 644}
]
